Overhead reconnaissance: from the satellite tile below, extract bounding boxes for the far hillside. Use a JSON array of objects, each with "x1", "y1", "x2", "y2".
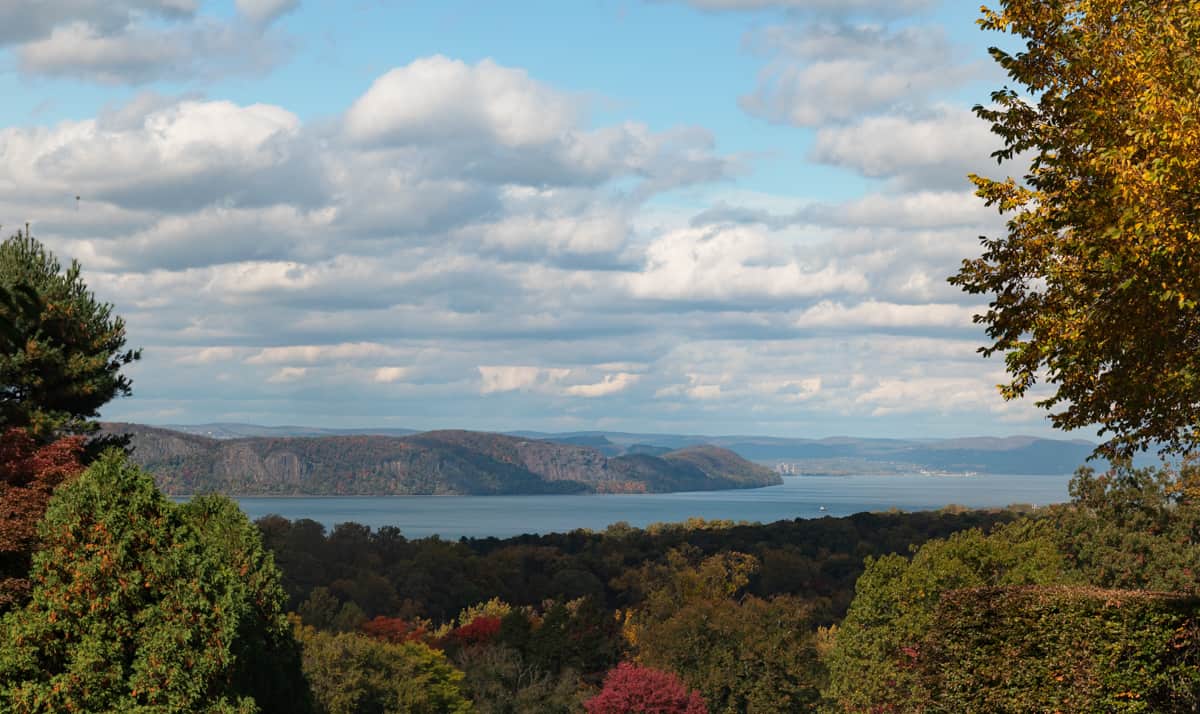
[
  {"x1": 167, "y1": 423, "x2": 1124, "y2": 475},
  {"x1": 103, "y1": 423, "x2": 780, "y2": 496}
]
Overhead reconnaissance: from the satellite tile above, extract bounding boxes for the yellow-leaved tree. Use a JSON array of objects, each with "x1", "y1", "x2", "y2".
[{"x1": 952, "y1": 0, "x2": 1200, "y2": 458}]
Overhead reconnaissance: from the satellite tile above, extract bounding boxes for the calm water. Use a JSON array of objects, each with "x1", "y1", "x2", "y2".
[{"x1": 230, "y1": 472, "x2": 1074, "y2": 539}]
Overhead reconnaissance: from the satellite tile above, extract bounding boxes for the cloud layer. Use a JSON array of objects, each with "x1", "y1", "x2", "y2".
[{"x1": 4, "y1": 14, "x2": 1035, "y2": 437}]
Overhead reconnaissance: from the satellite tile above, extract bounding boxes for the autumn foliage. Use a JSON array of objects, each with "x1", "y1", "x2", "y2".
[
  {"x1": 0, "y1": 427, "x2": 84, "y2": 609},
  {"x1": 361, "y1": 615, "x2": 429, "y2": 644},
  {"x1": 952, "y1": 0, "x2": 1200, "y2": 458},
  {"x1": 450, "y1": 615, "x2": 502, "y2": 646},
  {"x1": 585, "y1": 663, "x2": 707, "y2": 714}
]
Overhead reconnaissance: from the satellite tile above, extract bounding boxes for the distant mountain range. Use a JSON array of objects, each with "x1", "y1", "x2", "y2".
[
  {"x1": 155, "y1": 422, "x2": 1127, "y2": 476},
  {"x1": 106, "y1": 423, "x2": 781, "y2": 496}
]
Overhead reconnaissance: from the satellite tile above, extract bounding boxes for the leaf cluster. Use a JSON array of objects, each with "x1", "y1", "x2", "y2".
[{"x1": 952, "y1": 1, "x2": 1200, "y2": 458}]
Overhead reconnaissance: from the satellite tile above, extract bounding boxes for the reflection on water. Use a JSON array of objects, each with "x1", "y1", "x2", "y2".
[{"x1": 226, "y1": 472, "x2": 1074, "y2": 539}]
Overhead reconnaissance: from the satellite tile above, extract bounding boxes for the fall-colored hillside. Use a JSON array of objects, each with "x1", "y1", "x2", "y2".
[{"x1": 103, "y1": 423, "x2": 781, "y2": 496}]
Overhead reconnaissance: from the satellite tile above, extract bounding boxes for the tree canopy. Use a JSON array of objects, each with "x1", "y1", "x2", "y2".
[
  {"x1": 0, "y1": 451, "x2": 312, "y2": 713},
  {"x1": 951, "y1": 1, "x2": 1200, "y2": 458},
  {"x1": 0, "y1": 231, "x2": 139, "y2": 442}
]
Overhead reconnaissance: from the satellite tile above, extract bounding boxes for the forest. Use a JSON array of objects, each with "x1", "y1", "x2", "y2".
[{"x1": 3, "y1": 0, "x2": 1200, "y2": 711}]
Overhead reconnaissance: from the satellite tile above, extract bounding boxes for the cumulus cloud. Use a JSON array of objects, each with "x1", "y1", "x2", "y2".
[
  {"x1": 563, "y1": 373, "x2": 641, "y2": 397},
  {"x1": 810, "y1": 106, "x2": 1000, "y2": 188},
  {"x1": 627, "y1": 225, "x2": 868, "y2": 302},
  {"x1": 0, "y1": 0, "x2": 197, "y2": 47},
  {"x1": 478, "y1": 366, "x2": 571, "y2": 395},
  {"x1": 739, "y1": 24, "x2": 975, "y2": 126},
  {"x1": 1, "y1": 49, "x2": 1052, "y2": 436},
  {"x1": 372, "y1": 367, "x2": 410, "y2": 384},
  {"x1": 479, "y1": 366, "x2": 641, "y2": 398},
  {"x1": 345, "y1": 56, "x2": 579, "y2": 149},
  {"x1": 2, "y1": 0, "x2": 294, "y2": 84},
  {"x1": 792, "y1": 300, "x2": 977, "y2": 329},
  {"x1": 692, "y1": 190, "x2": 993, "y2": 231},
  {"x1": 343, "y1": 57, "x2": 733, "y2": 194}
]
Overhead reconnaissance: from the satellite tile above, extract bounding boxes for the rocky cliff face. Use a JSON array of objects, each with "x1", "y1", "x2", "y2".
[{"x1": 102, "y1": 423, "x2": 781, "y2": 496}]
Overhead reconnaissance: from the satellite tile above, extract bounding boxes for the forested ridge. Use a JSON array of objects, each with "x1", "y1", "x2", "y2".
[{"x1": 106, "y1": 422, "x2": 781, "y2": 496}]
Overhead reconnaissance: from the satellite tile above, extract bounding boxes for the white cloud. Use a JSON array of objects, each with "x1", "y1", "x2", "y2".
[
  {"x1": 627, "y1": 225, "x2": 867, "y2": 301},
  {"x1": 372, "y1": 367, "x2": 410, "y2": 384},
  {"x1": 810, "y1": 106, "x2": 999, "y2": 188},
  {"x1": 739, "y1": 24, "x2": 975, "y2": 126},
  {"x1": 563, "y1": 373, "x2": 640, "y2": 397},
  {"x1": 479, "y1": 366, "x2": 572, "y2": 394},
  {"x1": 266, "y1": 366, "x2": 307, "y2": 383},
  {"x1": 793, "y1": 300, "x2": 977, "y2": 329},
  {"x1": 174, "y1": 346, "x2": 240, "y2": 365},
  {"x1": 246, "y1": 343, "x2": 406, "y2": 365},
  {"x1": 0, "y1": 1, "x2": 198, "y2": 47},
  {"x1": 345, "y1": 56, "x2": 579, "y2": 149},
  {"x1": 0, "y1": 99, "x2": 308, "y2": 214},
  {"x1": 2, "y1": 0, "x2": 291, "y2": 84}
]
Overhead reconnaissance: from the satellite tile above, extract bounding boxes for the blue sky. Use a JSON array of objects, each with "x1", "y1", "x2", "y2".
[{"x1": 0, "y1": 0, "x2": 1067, "y2": 439}]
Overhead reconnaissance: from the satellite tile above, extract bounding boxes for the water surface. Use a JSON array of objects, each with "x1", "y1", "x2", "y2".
[{"x1": 231, "y1": 472, "x2": 1073, "y2": 539}]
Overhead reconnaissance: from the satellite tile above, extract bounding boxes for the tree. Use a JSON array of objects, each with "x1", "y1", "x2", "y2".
[
  {"x1": 0, "y1": 231, "x2": 140, "y2": 442},
  {"x1": 585, "y1": 663, "x2": 707, "y2": 714},
  {"x1": 0, "y1": 429, "x2": 84, "y2": 610},
  {"x1": 950, "y1": 1, "x2": 1200, "y2": 458},
  {"x1": 822, "y1": 523, "x2": 1069, "y2": 711},
  {"x1": 0, "y1": 451, "x2": 313, "y2": 713},
  {"x1": 297, "y1": 627, "x2": 472, "y2": 714}
]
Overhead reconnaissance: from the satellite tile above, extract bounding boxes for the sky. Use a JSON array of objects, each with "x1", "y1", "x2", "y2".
[{"x1": 0, "y1": 0, "x2": 1061, "y2": 439}]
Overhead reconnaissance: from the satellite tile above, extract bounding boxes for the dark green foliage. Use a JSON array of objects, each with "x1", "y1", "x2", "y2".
[
  {"x1": 454, "y1": 644, "x2": 583, "y2": 714},
  {"x1": 917, "y1": 586, "x2": 1200, "y2": 713},
  {"x1": 0, "y1": 451, "x2": 312, "y2": 713},
  {"x1": 0, "y1": 233, "x2": 139, "y2": 442},
  {"x1": 1051, "y1": 461, "x2": 1200, "y2": 593},
  {"x1": 258, "y1": 509, "x2": 1016, "y2": 625},
  {"x1": 527, "y1": 598, "x2": 621, "y2": 680},
  {"x1": 298, "y1": 626, "x2": 472, "y2": 714}
]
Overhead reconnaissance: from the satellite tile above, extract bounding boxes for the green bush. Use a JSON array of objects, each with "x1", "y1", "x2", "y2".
[{"x1": 918, "y1": 586, "x2": 1200, "y2": 713}]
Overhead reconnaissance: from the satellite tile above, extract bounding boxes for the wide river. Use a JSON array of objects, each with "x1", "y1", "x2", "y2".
[{"x1": 231, "y1": 472, "x2": 1074, "y2": 539}]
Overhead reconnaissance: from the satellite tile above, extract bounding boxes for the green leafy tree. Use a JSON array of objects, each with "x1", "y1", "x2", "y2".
[
  {"x1": 454, "y1": 644, "x2": 583, "y2": 714},
  {"x1": 0, "y1": 231, "x2": 140, "y2": 442},
  {"x1": 636, "y1": 595, "x2": 822, "y2": 714},
  {"x1": 624, "y1": 550, "x2": 823, "y2": 712},
  {"x1": 823, "y1": 522, "x2": 1069, "y2": 711},
  {"x1": 0, "y1": 451, "x2": 312, "y2": 713},
  {"x1": 1051, "y1": 461, "x2": 1200, "y2": 593},
  {"x1": 297, "y1": 626, "x2": 473, "y2": 714},
  {"x1": 952, "y1": 1, "x2": 1200, "y2": 458}
]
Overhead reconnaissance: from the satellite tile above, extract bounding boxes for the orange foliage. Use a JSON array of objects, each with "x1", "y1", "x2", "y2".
[{"x1": 361, "y1": 615, "x2": 428, "y2": 644}]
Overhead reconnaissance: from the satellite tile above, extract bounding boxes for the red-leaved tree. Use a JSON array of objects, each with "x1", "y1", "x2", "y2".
[
  {"x1": 0, "y1": 427, "x2": 84, "y2": 609},
  {"x1": 451, "y1": 615, "x2": 502, "y2": 646},
  {"x1": 585, "y1": 663, "x2": 708, "y2": 714},
  {"x1": 361, "y1": 615, "x2": 429, "y2": 644}
]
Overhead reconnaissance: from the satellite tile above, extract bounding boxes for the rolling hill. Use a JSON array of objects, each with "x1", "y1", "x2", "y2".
[{"x1": 103, "y1": 423, "x2": 781, "y2": 496}]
